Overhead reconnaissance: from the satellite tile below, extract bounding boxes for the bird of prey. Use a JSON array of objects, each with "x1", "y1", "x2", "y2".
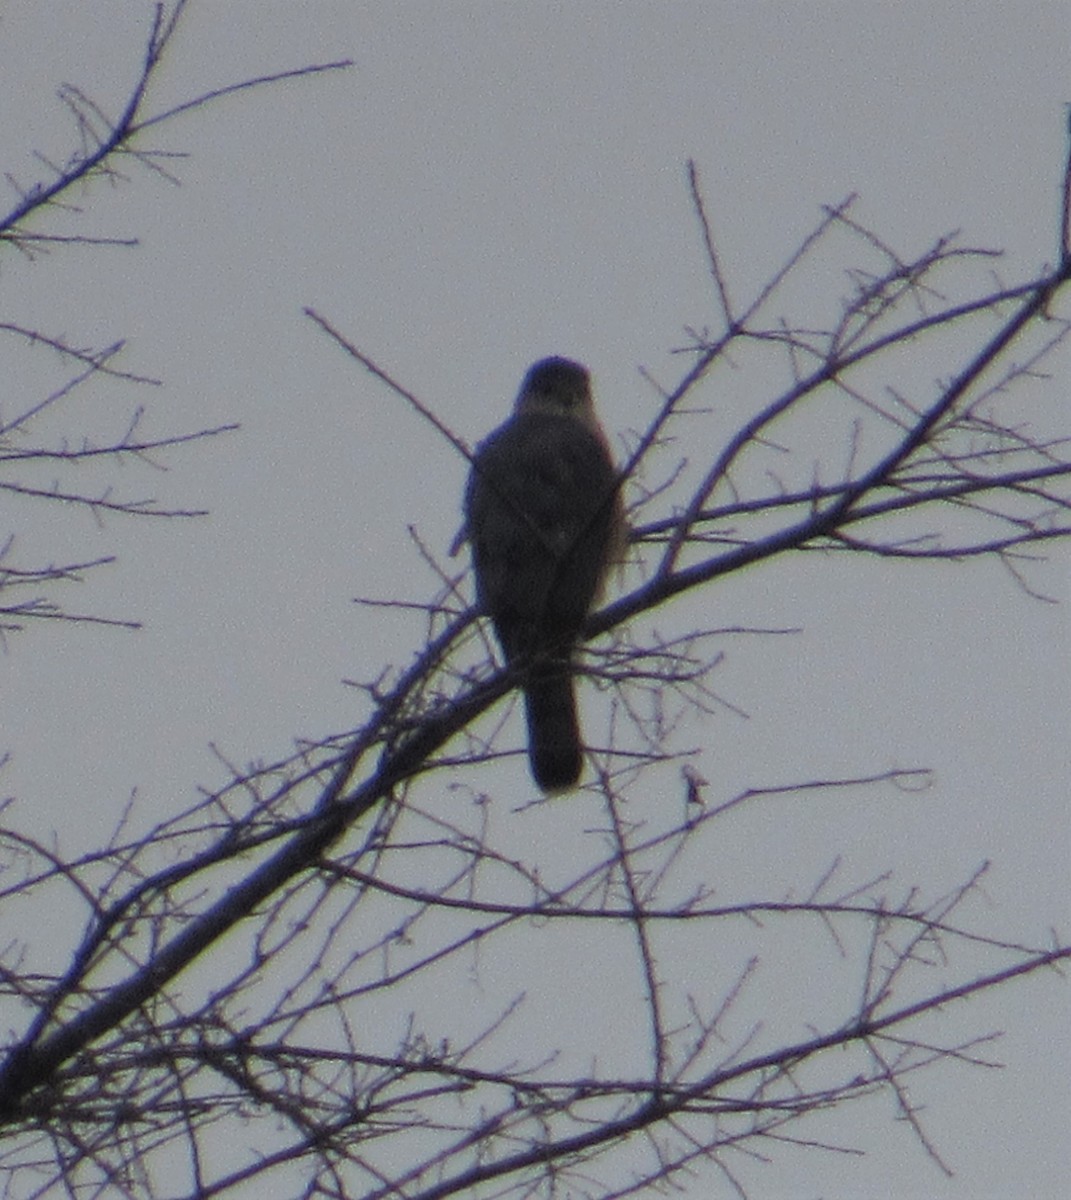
[{"x1": 464, "y1": 357, "x2": 623, "y2": 791}]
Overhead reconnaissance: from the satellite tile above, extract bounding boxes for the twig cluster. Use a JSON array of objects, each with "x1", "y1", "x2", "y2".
[{"x1": 0, "y1": 2, "x2": 350, "y2": 636}]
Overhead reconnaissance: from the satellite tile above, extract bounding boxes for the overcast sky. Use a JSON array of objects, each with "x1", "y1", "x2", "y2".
[{"x1": 1, "y1": 3, "x2": 1068, "y2": 1197}]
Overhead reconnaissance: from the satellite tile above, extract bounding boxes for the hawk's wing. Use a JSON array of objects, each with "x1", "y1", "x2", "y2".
[{"x1": 465, "y1": 408, "x2": 618, "y2": 661}]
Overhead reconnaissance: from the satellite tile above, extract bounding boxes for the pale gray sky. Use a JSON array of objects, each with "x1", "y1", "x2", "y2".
[{"x1": 1, "y1": 3, "x2": 1068, "y2": 1197}]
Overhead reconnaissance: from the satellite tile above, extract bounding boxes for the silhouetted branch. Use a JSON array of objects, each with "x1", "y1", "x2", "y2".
[
  {"x1": 0, "y1": 26, "x2": 1066, "y2": 1197},
  {"x1": 0, "y1": 3, "x2": 352, "y2": 635}
]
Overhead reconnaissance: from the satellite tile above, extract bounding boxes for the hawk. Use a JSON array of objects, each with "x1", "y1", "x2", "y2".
[{"x1": 465, "y1": 357, "x2": 623, "y2": 791}]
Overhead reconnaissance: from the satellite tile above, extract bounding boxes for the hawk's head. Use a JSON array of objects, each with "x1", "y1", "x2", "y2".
[{"x1": 516, "y1": 356, "x2": 592, "y2": 419}]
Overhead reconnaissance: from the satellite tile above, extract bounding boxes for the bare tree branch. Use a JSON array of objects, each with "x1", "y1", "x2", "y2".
[
  {"x1": 0, "y1": 3, "x2": 352, "y2": 634},
  {"x1": 0, "y1": 10, "x2": 1066, "y2": 1198}
]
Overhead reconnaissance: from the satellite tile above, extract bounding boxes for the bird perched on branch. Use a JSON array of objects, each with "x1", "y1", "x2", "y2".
[{"x1": 464, "y1": 357, "x2": 624, "y2": 792}]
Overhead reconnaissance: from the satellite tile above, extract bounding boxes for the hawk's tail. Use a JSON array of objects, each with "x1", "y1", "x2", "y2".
[{"x1": 523, "y1": 663, "x2": 582, "y2": 792}]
